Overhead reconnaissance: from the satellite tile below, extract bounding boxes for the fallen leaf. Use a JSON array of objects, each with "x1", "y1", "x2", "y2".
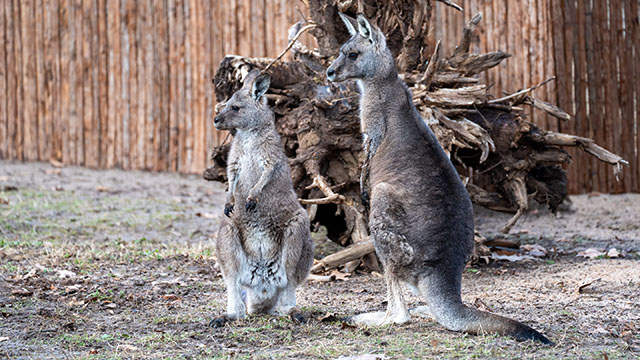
[
  {"x1": 162, "y1": 294, "x2": 181, "y2": 302},
  {"x1": 308, "y1": 274, "x2": 335, "y2": 282},
  {"x1": 57, "y1": 269, "x2": 76, "y2": 279},
  {"x1": 577, "y1": 248, "x2": 605, "y2": 259},
  {"x1": 68, "y1": 299, "x2": 85, "y2": 307},
  {"x1": 152, "y1": 277, "x2": 183, "y2": 287},
  {"x1": 329, "y1": 269, "x2": 350, "y2": 281},
  {"x1": 49, "y1": 159, "x2": 64, "y2": 168},
  {"x1": 117, "y1": 344, "x2": 139, "y2": 352},
  {"x1": 430, "y1": 339, "x2": 438, "y2": 347},
  {"x1": 318, "y1": 312, "x2": 338, "y2": 322},
  {"x1": 336, "y1": 354, "x2": 387, "y2": 360},
  {"x1": 89, "y1": 349, "x2": 98, "y2": 355},
  {"x1": 606, "y1": 248, "x2": 621, "y2": 258},
  {"x1": 95, "y1": 185, "x2": 111, "y2": 192},
  {"x1": 62, "y1": 322, "x2": 76, "y2": 331},
  {"x1": 45, "y1": 169, "x2": 61, "y2": 175},
  {"x1": 341, "y1": 321, "x2": 357, "y2": 330},
  {"x1": 195, "y1": 212, "x2": 217, "y2": 219},
  {"x1": 578, "y1": 278, "x2": 600, "y2": 293},
  {"x1": 0, "y1": 198, "x2": 8, "y2": 205},
  {"x1": 11, "y1": 288, "x2": 33, "y2": 297},
  {"x1": 494, "y1": 249, "x2": 518, "y2": 256},
  {"x1": 38, "y1": 307, "x2": 55, "y2": 317},
  {"x1": 473, "y1": 298, "x2": 494, "y2": 312},
  {"x1": 522, "y1": 244, "x2": 547, "y2": 257},
  {"x1": 0, "y1": 185, "x2": 18, "y2": 191},
  {"x1": 620, "y1": 322, "x2": 635, "y2": 341},
  {"x1": 490, "y1": 253, "x2": 532, "y2": 262},
  {"x1": 0, "y1": 337, "x2": 9, "y2": 342}
]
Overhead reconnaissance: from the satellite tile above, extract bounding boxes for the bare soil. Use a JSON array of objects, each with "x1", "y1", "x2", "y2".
[{"x1": 1, "y1": 160, "x2": 638, "y2": 359}]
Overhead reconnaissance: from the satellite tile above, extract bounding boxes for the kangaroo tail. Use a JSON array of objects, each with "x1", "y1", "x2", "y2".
[{"x1": 418, "y1": 276, "x2": 553, "y2": 344}]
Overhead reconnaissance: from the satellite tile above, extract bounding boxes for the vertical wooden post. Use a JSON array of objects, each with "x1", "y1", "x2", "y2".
[
  {"x1": 0, "y1": 0, "x2": 7, "y2": 159},
  {"x1": 153, "y1": 0, "x2": 170, "y2": 171},
  {"x1": 35, "y1": 0, "x2": 47, "y2": 161},
  {"x1": 630, "y1": 0, "x2": 640, "y2": 192},
  {"x1": 106, "y1": 0, "x2": 121, "y2": 168},
  {"x1": 82, "y1": 0, "x2": 96, "y2": 167},
  {"x1": 624, "y1": 0, "x2": 639, "y2": 191},
  {"x1": 182, "y1": 0, "x2": 193, "y2": 173},
  {"x1": 59, "y1": 0, "x2": 73, "y2": 164},
  {"x1": 73, "y1": 0, "x2": 84, "y2": 165},
  {"x1": 20, "y1": 0, "x2": 37, "y2": 161},
  {"x1": 136, "y1": 0, "x2": 147, "y2": 170}
]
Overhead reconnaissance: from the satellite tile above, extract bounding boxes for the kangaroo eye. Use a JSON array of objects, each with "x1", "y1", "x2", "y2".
[
  {"x1": 231, "y1": 105, "x2": 240, "y2": 112},
  {"x1": 348, "y1": 52, "x2": 359, "y2": 60}
]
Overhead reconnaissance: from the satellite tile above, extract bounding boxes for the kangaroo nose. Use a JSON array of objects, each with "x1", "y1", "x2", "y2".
[
  {"x1": 326, "y1": 68, "x2": 335, "y2": 78},
  {"x1": 214, "y1": 116, "x2": 220, "y2": 124}
]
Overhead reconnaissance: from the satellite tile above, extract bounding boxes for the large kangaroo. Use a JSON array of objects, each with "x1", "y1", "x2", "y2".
[
  {"x1": 326, "y1": 13, "x2": 552, "y2": 344},
  {"x1": 211, "y1": 70, "x2": 314, "y2": 327}
]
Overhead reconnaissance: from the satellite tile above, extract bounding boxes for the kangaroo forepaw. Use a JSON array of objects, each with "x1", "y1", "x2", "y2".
[
  {"x1": 245, "y1": 197, "x2": 257, "y2": 211},
  {"x1": 223, "y1": 203, "x2": 234, "y2": 217},
  {"x1": 290, "y1": 310, "x2": 307, "y2": 324},
  {"x1": 209, "y1": 315, "x2": 231, "y2": 328},
  {"x1": 361, "y1": 190, "x2": 370, "y2": 208}
]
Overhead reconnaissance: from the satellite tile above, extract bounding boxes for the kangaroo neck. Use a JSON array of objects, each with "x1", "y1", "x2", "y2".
[
  {"x1": 357, "y1": 69, "x2": 402, "y2": 100},
  {"x1": 357, "y1": 70, "x2": 410, "y2": 137},
  {"x1": 236, "y1": 122, "x2": 274, "y2": 139}
]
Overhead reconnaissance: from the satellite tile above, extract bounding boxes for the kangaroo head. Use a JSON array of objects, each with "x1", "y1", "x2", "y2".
[
  {"x1": 326, "y1": 13, "x2": 395, "y2": 83},
  {"x1": 214, "y1": 69, "x2": 272, "y2": 131}
]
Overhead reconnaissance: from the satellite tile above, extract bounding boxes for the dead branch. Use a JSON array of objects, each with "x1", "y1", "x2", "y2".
[{"x1": 207, "y1": 1, "x2": 627, "y2": 272}]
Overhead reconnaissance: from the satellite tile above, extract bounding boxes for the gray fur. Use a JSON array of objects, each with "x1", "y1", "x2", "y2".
[
  {"x1": 338, "y1": 12, "x2": 357, "y2": 37},
  {"x1": 211, "y1": 70, "x2": 314, "y2": 327},
  {"x1": 327, "y1": 14, "x2": 551, "y2": 344}
]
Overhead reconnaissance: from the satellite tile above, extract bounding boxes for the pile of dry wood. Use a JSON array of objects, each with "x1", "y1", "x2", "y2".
[{"x1": 205, "y1": 0, "x2": 626, "y2": 273}]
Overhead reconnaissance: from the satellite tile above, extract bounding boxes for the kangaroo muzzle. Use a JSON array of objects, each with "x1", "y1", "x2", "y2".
[
  {"x1": 326, "y1": 55, "x2": 346, "y2": 82},
  {"x1": 326, "y1": 68, "x2": 336, "y2": 81}
]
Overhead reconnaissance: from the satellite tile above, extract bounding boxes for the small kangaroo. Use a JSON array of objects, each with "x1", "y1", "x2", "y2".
[
  {"x1": 211, "y1": 70, "x2": 314, "y2": 327},
  {"x1": 326, "y1": 13, "x2": 552, "y2": 344}
]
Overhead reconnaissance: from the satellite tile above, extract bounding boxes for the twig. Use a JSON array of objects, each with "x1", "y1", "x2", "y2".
[
  {"x1": 301, "y1": 175, "x2": 347, "y2": 204},
  {"x1": 436, "y1": 0, "x2": 463, "y2": 11},
  {"x1": 299, "y1": 194, "x2": 344, "y2": 205},
  {"x1": 263, "y1": 23, "x2": 318, "y2": 73},
  {"x1": 420, "y1": 39, "x2": 441, "y2": 89},
  {"x1": 487, "y1": 77, "x2": 555, "y2": 104}
]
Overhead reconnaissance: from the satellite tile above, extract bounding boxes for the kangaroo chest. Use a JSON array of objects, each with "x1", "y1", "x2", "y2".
[{"x1": 233, "y1": 140, "x2": 264, "y2": 193}]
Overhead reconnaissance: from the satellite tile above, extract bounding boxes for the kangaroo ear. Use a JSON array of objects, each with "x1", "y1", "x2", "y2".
[
  {"x1": 356, "y1": 14, "x2": 376, "y2": 44},
  {"x1": 338, "y1": 12, "x2": 357, "y2": 36},
  {"x1": 251, "y1": 72, "x2": 270, "y2": 101}
]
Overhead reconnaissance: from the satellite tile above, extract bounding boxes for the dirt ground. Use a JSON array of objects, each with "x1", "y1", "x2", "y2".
[{"x1": 1, "y1": 160, "x2": 639, "y2": 359}]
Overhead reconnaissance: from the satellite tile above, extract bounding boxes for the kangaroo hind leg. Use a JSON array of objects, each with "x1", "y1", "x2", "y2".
[
  {"x1": 350, "y1": 182, "x2": 411, "y2": 326},
  {"x1": 211, "y1": 224, "x2": 248, "y2": 328}
]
